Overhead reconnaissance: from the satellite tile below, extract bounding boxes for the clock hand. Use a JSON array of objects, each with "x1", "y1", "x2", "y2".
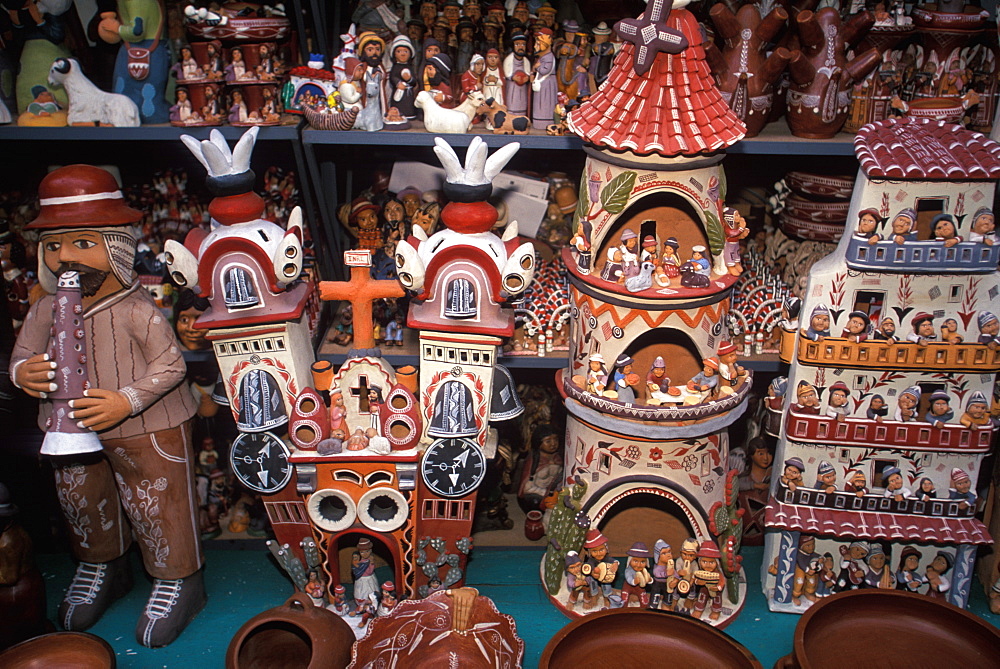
[
  {"x1": 455, "y1": 449, "x2": 469, "y2": 468},
  {"x1": 261, "y1": 441, "x2": 271, "y2": 458},
  {"x1": 257, "y1": 468, "x2": 270, "y2": 487},
  {"x1": 449, "y1": 472, "x2": 460, "y2": 486}
]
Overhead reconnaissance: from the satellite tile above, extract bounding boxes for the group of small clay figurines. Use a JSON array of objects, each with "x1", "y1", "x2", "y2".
[
  {"x1": 302, "y1": 537, "x2": 399, "y2": 629},
  {"x1": 169, "y1": 41, "x2": 285, "y2": 126},
  {"x1": 564, "y1": 529, "x2": 728, "y2": 621},
  {"x1": 583, "y1": 341, "x2": 748, "y2": 407},
  {"x1": 594, "y1": 210, "x2": 748, "y2": 293},
  {"x1": 853, "y1": 206, "x2": 996, "y2": 246},
  {"x1": 778, "y1": 458, "x2": 977, "y2": 510},
  {"x1": 777, "y1": 535, "x2": 957, "y2": 606}
]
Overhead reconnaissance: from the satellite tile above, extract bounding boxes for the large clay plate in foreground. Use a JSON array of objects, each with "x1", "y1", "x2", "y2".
[
  {"x1": 779, "y1": 589, "x2": 1000, "y2": 669},
  {"x1": 539, "y1": 609, "x2": 761, "y2": 669},
  {"x1": 0, "y1": 632, "x2": 116, "y2": 669}
]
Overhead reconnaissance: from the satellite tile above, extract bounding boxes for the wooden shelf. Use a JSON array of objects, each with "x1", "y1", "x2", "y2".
[
  {"x1": 317, "y1": 322, "x2": 569, "y2": 369},
  {"x1": 301, "y1": 120, "x2": 858, "y2": 155},
  {"x1": 0, "y1": 119, "x2": 302, "y2": 141}
]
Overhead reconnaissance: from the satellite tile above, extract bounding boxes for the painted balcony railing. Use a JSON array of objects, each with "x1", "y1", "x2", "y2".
[
  {"x1": 846, "y1": 237, "x2": 1000, "y2": 273},
  {"x1": 784, "y1": 411, "x2": 994, "y2": 452},
  {"x1": 773, "y1": 485, "x2": 976, "y2": 518},
  {"x1": 796, "y1": 335, "x2": 1000, "y2": 372}
]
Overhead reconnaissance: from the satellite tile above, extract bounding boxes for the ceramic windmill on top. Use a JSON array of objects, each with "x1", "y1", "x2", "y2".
[{"x1": 544, "y1": 0, "x2": 752, "y2": 626}]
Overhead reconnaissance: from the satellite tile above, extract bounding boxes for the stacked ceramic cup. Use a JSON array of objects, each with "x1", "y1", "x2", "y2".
[{"x1": 777, "y1": 171, "x2": 854, "y2": 242}]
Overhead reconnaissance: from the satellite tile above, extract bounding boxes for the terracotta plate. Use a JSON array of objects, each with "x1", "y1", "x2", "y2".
[
  {"x1": 786, "y1": 590, "x2": 1000, "y2": 669},
  {"x1": 539, "y1": 609, "x2": 761, "y2": 669},
  {"x1": 0, "y1": 632, "x2": 116, "y2": 669}
]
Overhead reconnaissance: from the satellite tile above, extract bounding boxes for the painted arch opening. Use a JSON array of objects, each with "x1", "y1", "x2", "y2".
[
  {"x1": 591, "y1": 486, "x2": 700, "y2": 562},
  {"x1": 594, "y1": 190, "x2": 711, "y2": 285},
  {"x1": 620, "y1": 326, "x2": 705, "y2": 405},
  {"x1": 329, "y1": 530, "x2": 400, "y2": 598}
]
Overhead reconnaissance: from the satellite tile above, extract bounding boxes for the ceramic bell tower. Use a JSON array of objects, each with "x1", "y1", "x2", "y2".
[{"x1": 542, "y1": 0, "x2": 751, "y2": 625}]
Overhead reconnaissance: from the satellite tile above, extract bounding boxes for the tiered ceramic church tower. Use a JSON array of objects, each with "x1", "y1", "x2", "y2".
[
  {"x1": 167, "y1": 131, "x2": 534, "y2": 602},
  {"x1": 763, "y1": 116, "x2": 1000, "y2": 612},
  {"x1": 541, "y1": 0, "x2": 752, "y2": 625}
]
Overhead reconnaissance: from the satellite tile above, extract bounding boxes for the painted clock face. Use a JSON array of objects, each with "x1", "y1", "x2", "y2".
[
  {"x1": 421, "y1": 437, "x2": 486, "y2": 498},
  {"x1": 230, "y1": 431, "x2": 293, "y2": 494}
]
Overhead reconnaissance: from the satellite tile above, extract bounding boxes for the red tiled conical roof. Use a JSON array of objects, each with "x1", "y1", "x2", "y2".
[{"x1": 568, "y1": 8, "x2": 746, "y2": 157}]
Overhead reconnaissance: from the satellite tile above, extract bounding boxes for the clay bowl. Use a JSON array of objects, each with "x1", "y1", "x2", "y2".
[
  {"x1": 539, "y1": 609, "x2": 762, "y2": 669},
  {"x1": 785, "y1": 172, "x2": 854, "y2": 201},
  {"x1": 0, "y1": 632, "x2": 115, "y2": 669},
  {"x1": 779, "y1": 211, "x2": 845, "y2": 243},
  {"x1": 349, "y1": 590, "x2": 524, "y2": 669},
  {"x1": 905, "y1": 97, "x2": 966, "y2": 124},
  {"x1": 783, "y1": 194, "x2": 850, "y2": 223},
  {"x1": 775, "y1": 589, "x2": 1000, "y2": 669}
]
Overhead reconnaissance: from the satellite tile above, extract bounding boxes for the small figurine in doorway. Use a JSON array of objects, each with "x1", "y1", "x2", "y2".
[
  {"x1": 948, "y1": 468, "x2": 976, "y2": 509},
  {"x1": 960, "y1": 391, "x2": 993, "y2": 429},
  {"x1": 889, "y1": 208, "x2": 918, "y2": 244},
  {"x1": 792, "y1": 535, "x2": 821, "y2": 606},
  {"x1": 882, "y1": 466, "x2": 915, "y2": 501},
  {"x1": 790, "y1": 381, "x2": 821, "y2": 415},
  {"x1": 803, "y1": 304, "x2": 831, "y2": 341},
  {"x1": 977, "y1": 311, "x2": 1000, "y2": 348},
  {"x1": 854, "y1": 208, "x2": 882, "y2": 245},
  {"x1": 925, "y1": 551, "x2": 953, "y2": 599},
  {"x1": 812, "y1": 461, "x2": 837, "y2": 493},
  {"x1": 723, "y1": 207, "x2": 749, "y2": 275},
  {"x1": 649, "y1": 540, "x2": 675, "y2": 611},
  {"x1": 841, "y1": 311, "x2": 870, "y2": 343},
  {"x1": 873, "y1": 317, "x2": 898, "y2": 342},
  {"x1": 895, "y1": 547, "x2": 927, "y2": 593},
  {"x1": 691, "y1": 541, "x2": 726, "y2": 620},
  {"x1": 352, "y1": 538, "x2": 379, "y2": 617},
  {"x1": 844, "y1": 470, "x2": 869, "y2": 496},
  {"x1": 835, "y1": 541, "x2": 869, "y2": 592},
  {"x1": 970, "y1": 207, "x2": 996, "y2": 245},
  {"x1": 895, "y1": 386, "x2": 921, "y2": 422},
  {"x1": 923, "y1": 391, "x2": 954, "y2": 427},
  {"x1": 621, "y1": 542, "x2": 653, "y2": 607},
  {"x1": 931, "y1": 214, "x2": 962, "y2": 248},
  {"x1": 866, "y1": 395, "x2": 888, "y2": 421},
  {"x1": 826, "y1": 382, "x2": 851, "y2": 421},
  {"x1": 779, "y1": 457, "x2": 805, "y2": 492}
]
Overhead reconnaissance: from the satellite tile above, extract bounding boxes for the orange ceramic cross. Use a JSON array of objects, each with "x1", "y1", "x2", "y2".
[{"x1": 319, "y1": 251, "x2": 406, "y2": 349}]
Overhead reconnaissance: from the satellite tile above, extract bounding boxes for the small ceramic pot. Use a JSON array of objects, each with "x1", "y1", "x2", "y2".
[
  {"x1": 774, "y1": 589, "x2": 1000, "y2": 669},
  {"x1": 0, "y1": 632, "x2": 115, "y2": 669},
  {"x1": 903, "y1": 97, "x2": 966, "y2": 123},
  {"x1": 524, "y1": 509, "x2": 545, "y2": 540},
  {"x1": 539, "y1": 609, "x2": 761, "y2": 668},
  {"x1": 226, "y1": 593, "x2": 354, "y2": 669}
]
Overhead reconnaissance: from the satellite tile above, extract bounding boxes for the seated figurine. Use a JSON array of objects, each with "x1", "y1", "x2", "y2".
[
  {"x1": 916, "y1": 477, "x2": 937, "y2": 501},
  {"x1": 585, "y1": 353, "x2": 608, "y2": 394},
  {"x1": 854, "y1": 208, "x2": 882, "y2": 245},
  {"x1": 802, "y1": 304, "x2": 831, "y2": 341},
  {"x1": 970, "y1": 207, "x2": 996, "y2": 246},
  {"x1": 873, "y1": 317, "x2": 898, "y2": 342},
  {"x1": 645, "y1": 356, "x2": 671, "y2": 396},
  {"x1": 825, "y1": 381, "x2": 851, "y2": 420},
  {"x1": 716, "y1": 341, "x2": 746, "y2": 393},
  {"x1": 939, "y1": 318, "x2": 963, "y2": 344},
  {"x1": 894, "y1": 386, "x2": 921, "y2": 422},
  {"x1": 889, "y1": 208, "x2": 918, "y2": 245},
  {"x1": 923, "y1": 391, "x2": 954, "y2": 427},
  {"x1": 948, "y1": 468, "x2": 976, "y2": 509},
  {"x1": 977, "y1": 311, "x2": 1000, "y2": 349},
  {"x1": 813, "y1": 460, "x2": 837, "y2": 493},
  {"x1": 906, "y1": 312, "x2": 937, "y2": 346},
  {"x1": 609, "y1": 354, "x2": 638, "y2": 403},
  {"x1": 685, "y1": 357, "x2": 719, "y2": 399},
  {"x1": 882, "y1": 465, "x2": 915, "y2": 501},
  {"x1": 844, "y1": 470, "x2": 868, "y2": 496},
  {"x1": 960, "y1": 391, "x2": 993, "y2": 429},
  {"x1": 931, "y1": 214, "x2": 962, "y2": 248},
  {"x1": 791, "y1": 381, "x2": 821, "y2": 414},
  {"x1": 866, "y1": 394, "x2": 888, "y2": 421},
  {"x1": 841, "y1": 311, "x2": 870, "y2": 343},
  {"x1": 779, "y1": 457, "x2": 805, "y2": 492}
]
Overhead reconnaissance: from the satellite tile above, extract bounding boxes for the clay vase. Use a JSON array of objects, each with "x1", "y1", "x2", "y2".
[
  {"x1": 786, "y1": 8, "x2": 882, "y2": 138},
  {"x1": 0, "y1": 632, "x2": 115, "y2": 669},
  {"x1": 706, "y1": 4, "x2": 792, "y2": 137},
  {"x1": 524, "y1": 510, "x2": 545, "y2": 540},
  {"x1": 226, "y1": 593, "x2": 354, "y2": 669},
  {"x1": 289, "y1": 388, "x2": 328, "y2": 451},
  {"x1": 773, "y1": 589, "x2": 1000, "y2": 669},
  {"x1": 394, "y1": 365, "x2": 419, "y2": 395},
  {"x1": 309, "y1": 360, "x2": 334, "y2": 393},
  {"x1": 539, "y1": 609, "x2": 761, "y2": 668},
  {"x1": 910, "y1": 5, "x2": 989, "y2": 113}
]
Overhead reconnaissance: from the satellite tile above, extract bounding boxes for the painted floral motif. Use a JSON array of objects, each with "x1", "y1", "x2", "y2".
[
  {"x1": 683, "y1": 454, "x2": 698, "y2": 471},
  {"x1": 55, "y1": 465, "x2": 92, "y2": 548},
  {"x1": 114, "y1": 473, "x2": 170, "y2": 568},
  {"x1": 650, "y1": 447, "x2": 664, "y2": 461}
]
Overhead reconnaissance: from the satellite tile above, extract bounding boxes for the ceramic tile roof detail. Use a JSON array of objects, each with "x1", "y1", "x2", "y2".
[
  {"x1": 567, "y1": 8, "x2": 746, "y2": 157},
  {"x1": 765, "y1": 500, "x2": 992, "y2": 545},
  {"x1": 854, "y1": 117, "x2": 1000, "y2": 180}
]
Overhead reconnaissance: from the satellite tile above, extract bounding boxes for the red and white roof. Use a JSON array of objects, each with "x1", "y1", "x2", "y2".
[
  {"x1": 854, "y1": 117, "x2": 1000, "y2": 181},
  {"x1": 766, "y1": 500, "x2": 992, "y2": 545},
  {"x1": 567, "y1": 8, "x2": 745, "y2": 156}
]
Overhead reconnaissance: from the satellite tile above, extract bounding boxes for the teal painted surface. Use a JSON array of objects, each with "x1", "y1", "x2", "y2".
[{"x1": 35, "y1": 545, "x2": 999, "y2": 668}]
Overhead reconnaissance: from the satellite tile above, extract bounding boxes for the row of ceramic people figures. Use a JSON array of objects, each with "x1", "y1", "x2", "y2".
[
  {"x1": 853, "y1": 207, "x2": 996, "y2": 246},
  {"x1": 778, "y1": 459, "x2": 977, "y2": 509},
  {"x1": 774, "y1": 536, "x2": 955, "y2": 607},
  {"x1": 781, "y1": 377, "x2": 994, "y2": 430},
  {"x1": 172, "y1": 43, "x2": 285, "y2": 84},
  {"x1": 583, "y1": 341, "x2": 747, "y2": 406},
  {"x1": 799, "y1": 306, "x2": 1000, "y2": 350},
  {"x1": 563, "y1": 530, "x2": 729, "y2": 622}
]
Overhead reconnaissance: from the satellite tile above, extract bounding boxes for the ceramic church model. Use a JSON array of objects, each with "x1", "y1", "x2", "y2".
[
  {"x1": 763, "y1": 116, "x2": 999, "y2": 612},
  {"x1": 543, "y1": 0, "x2": 751, "y2": 625},
  {"x1": 168, "y1": 130, "x2": 533, "y2": 606}
]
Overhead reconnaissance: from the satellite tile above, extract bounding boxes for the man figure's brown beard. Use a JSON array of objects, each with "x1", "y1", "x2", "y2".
[{"x1": 58, "y1": 263, "x2": 110, "y2": 297}]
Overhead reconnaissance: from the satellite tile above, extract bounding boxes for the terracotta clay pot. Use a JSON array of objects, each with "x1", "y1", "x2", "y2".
[
  {"x1": 775, "y1": 589, "x2": 1000, "y2": 669},
  {"x1": 226, "y1": 593, "x2": 354, "y2": 669},
  {"x1": 539, "y1": 609, "x2": 762, "y2": 668},
  {"x1": 0, "y1": 632, "x2": 115, "y2": 669},
  {"x1": 524, "y1": 509, "x2": 545, "y2": 540}
]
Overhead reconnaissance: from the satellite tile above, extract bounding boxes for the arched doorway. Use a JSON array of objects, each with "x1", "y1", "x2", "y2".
[
  {"x1": 589, "y1": 486, "x2": 701, "y2": 561},
  {"x1": 328, "y1": 529, "x2": 400, "y2": 598},
  {"x1": 620, "y1": 327, "x2": 704, "y2": 404},
  {"x1": 594, "y1": 191, "x2": 709, "y2": 280}
]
